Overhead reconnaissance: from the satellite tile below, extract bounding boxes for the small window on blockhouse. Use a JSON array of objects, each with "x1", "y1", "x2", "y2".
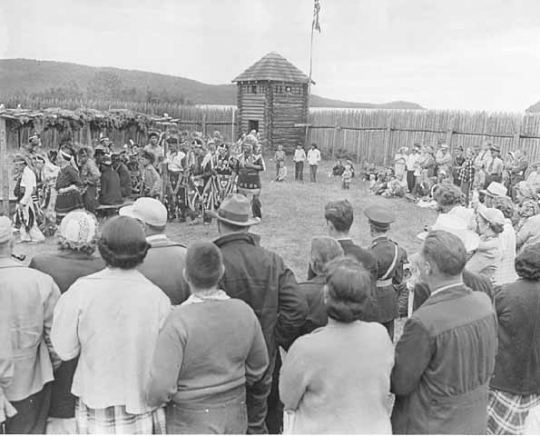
[
  {"x1": 251, "y1": 85, "x2": 257, "y2": 94},
  {"x1": 285, "y1": 86, "x2": 292, "y2": 94}
]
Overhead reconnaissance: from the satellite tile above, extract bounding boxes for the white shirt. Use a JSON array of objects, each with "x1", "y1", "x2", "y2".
[
  {"x1": 307, "y1": 149, "x2": 321, "y2": 165},
  {"x1": 165, "y1": 150, "x2": 185, "y2": 172},
  {"x1": 51, "y1": 268, "x2": 171, "y2": 414},
  {"x1": 495, "y1": 220, "x2": 518, "y2": 285},
  {"x1": 406, "y1": 153, "x2": 420, "y2": 171},
  {"x1": 293, "y1": 149, "x2": 306, "y2": 162},
  {"x1": 20, "y1": 166, "x2": 37, "y2": 206}
]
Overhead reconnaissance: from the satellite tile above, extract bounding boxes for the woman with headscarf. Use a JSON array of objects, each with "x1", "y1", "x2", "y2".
[
  {"x1": 487, "y1": 244, "x2": 540, "y2": 435},
  {"x1": 280, "y1": 257, "x2": 393, "y2": 434},
  {"x1": 467, "y1": 206, "x2": 505, "y2": 282},
  {"x1": 12, "y1": 154, "x2": 46, "y2": 243},
  {"x1": 29, "y1": 211, "x2": 105, "y2": 434},
  {"x1": 55, "y1": 148, "x2": 84, "y2": 221},
  {"x1": 51, "y1": 216, "x2": 171, "y2": 434}
]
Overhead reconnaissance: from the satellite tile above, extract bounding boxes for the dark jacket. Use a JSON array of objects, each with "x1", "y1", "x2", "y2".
[
  {"x1": 297, "y1": 275, "x2": 327, "y2": 335},
  {"x1": 214, "y1": 232, "x2": 307, "y2": 357},
  {"x1": 114, "y1": 162, "x2": 133, "y2": 198},
  {"x1": 28, "y1": 252, "x2": 106, "y2": 419},
  {"x1": 413, "y1": 269, "x2": 494, "y2": 311},
  {"x1": 307, "y1": 238, "x2": 378, "y2": 281},
  {"x1": 99, "y1": 166, "x2": 123, "y2": 205},
  {"x1": 369, "y1": 236, "x2": 407, "y2": 323},
  {"x1": 391, "y1": 285, "x2": 498, "y2": 434},
  {"x1": 137, "y1": 235, "x2": 189, "y2": 305},
  {"x1": 491, "y1": 279, "x2": 540, "y2": 395}
]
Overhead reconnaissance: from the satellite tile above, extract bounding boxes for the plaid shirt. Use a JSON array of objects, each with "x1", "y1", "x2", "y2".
[{"x1": 459, "y1": 157, "x2": 475, "y2": 183}]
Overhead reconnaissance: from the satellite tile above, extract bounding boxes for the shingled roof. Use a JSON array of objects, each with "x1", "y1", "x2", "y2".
[{"x1": 232, "y1": 52, "x2": 312, "y2": 84}]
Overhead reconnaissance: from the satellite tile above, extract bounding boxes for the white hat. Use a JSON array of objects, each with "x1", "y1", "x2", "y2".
[
  {"x1": 481, "y1": 182, "x2": 507, "y2": 198},
  {"x1": 120, "y1": 198, "x2": 167, "y2": 227},
  {"x1": 418, "y1": 214, "x2": 480, "y2": 252},
  {"x1": 477, "y1": 205, "x2": 505, "y2": 228},
  {"x1": 440, "y1": 143, "x2": 449, "y2": 149}
]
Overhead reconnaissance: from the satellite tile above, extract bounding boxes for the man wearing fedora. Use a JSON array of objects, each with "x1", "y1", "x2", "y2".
[
  {"x1": 484, "y1": 144, "x2": 504, "y2": 188},
  {"x1": 211, "y1": 194, "x2": 307, "y2": 434}
]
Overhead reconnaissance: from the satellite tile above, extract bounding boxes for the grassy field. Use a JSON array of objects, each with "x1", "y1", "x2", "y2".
[{"x1": 15, "y1": 159, "x2": 437, "y2": 282}]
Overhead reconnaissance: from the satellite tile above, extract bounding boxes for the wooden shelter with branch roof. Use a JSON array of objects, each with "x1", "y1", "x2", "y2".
[
  {"x1": 233, "y1": 52, "x2": 312, "y2": 151},
  {"x1": 0, "y1": 107, "x2": 181, "y2": 215}
]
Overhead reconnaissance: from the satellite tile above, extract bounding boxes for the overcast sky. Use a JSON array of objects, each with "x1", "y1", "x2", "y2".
[{"x1": 1, "y1": 0, "x2": 540, "y2": 111}]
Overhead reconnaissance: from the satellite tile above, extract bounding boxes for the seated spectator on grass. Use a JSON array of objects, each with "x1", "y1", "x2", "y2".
[
  {"x1": 488, "y1": 244, "x2": 540, "y2": 435},
  {"x1": 146, "y1": 242, "x2": 268, "y2": 434},
  {"x1": 280, "y1": 257, "x2": 393, "y2": 434},
  {"x1": 381, "y1": 173, "x2": 407, "y2": 198},
  {"x1": 275, "y1": 160, "x2": 287, "y2": 182},
  {"x1": 98, "y1": 155, "x2": 123, "y2": 206},
  {"x1": 331, "y1": 160, "x2": 345, "y2": 177},
  {"x1": 298, "y1": 237, "x2": 344, "y2": 335}
]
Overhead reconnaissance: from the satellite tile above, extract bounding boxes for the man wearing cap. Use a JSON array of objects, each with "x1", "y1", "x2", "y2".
[
  {"x1": 391, "y1": 230, "x2": 498, "y2": 434},
  {"x1": 163, "y1": 138, "x2": 186, "y2": 221},
  {"x1": 21, "y1": 133, "x2": 42, "y2": 170},
  {"x1": 97, "y1": 136, "x2": 112, "y2": 155},
  {"x1": 0, "y1": 216, "x2": 61, "y2": 433},
  {"x1": 435, "y1": 143, "x2": 452, "y2": 178},
  {"x1": 365, "y1": 205, "x2": 407, "y2": 340},
  {"x1": 211, "y1": 194, "x2": 307, "y2": 434},
  {"x1": 120, "y1": 197, "x2": 188, "y2": 305}
]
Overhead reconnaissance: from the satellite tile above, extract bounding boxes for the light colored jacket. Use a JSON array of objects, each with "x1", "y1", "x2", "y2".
[
  {"x1": 0, "y1": 258, "x2": 60, "y2": 402},
  {"x1": 51, "y1": 268, "x2": 171, "y2": 414}
]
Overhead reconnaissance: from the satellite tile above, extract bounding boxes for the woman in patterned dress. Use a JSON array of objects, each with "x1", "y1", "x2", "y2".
[{"x1": 54, "y1": 149, "x2": 84, "y2": 222}]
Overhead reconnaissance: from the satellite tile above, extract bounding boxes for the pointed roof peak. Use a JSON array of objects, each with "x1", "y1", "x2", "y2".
[{"x1": 233, "y1": 52, "x2": 312, "y2": 84}]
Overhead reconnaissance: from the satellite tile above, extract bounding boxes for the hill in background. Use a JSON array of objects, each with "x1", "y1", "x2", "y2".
[{"x1": 0, "y1": 58, "x2": 424, "y2": 109}]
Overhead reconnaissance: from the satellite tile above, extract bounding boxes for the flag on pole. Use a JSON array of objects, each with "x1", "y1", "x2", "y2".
[{"x1": 313, "y1": 0, "x2": 321, "y2": 33}]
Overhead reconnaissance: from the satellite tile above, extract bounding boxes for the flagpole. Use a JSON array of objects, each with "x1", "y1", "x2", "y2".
[{"x1": 308, "y1": 19, "x2": 315, "y2": 94}]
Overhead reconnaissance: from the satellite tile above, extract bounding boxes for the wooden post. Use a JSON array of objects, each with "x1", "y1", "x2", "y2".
[
  {"x1": 383, "y1": 114, "x2": 393, "y2": 166},
  {"x1": 446, "y1": 114, "x2": 455, "y2": 149},
  {"x1": 231, "y1": 108, "x2": 235, "y2": 143},
  {"x1": 0, "y1": 117, "x2": 9, "y2": 215},
  {"x1": 202, "y1": 113, "x2": 207, "y2": 136},
  {"x1": 513, "y1": 116, "x2": 522, "y2": 152}
]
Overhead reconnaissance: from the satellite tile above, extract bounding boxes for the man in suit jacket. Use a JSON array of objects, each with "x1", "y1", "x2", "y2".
[
  {"x1": 391, "y1": 230, "x2": 498, "y2": 434},
  {"x1": 120, "y1": 197, "x2": 188, "y2": 305},
  {"x1": 307, "y1": 200, "x2": 377, "y2": 280}
]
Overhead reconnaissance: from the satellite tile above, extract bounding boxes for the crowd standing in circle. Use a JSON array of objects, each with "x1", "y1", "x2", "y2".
[{"x1": 2, "y1": 133, "x2": 540, "y2": 435}]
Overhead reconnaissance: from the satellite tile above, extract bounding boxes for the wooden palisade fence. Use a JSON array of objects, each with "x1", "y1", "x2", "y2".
[{"x1": 306, "y1": 109, "x2": 540, "y2": 165}]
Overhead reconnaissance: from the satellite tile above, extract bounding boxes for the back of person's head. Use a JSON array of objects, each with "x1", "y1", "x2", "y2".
[
  {"x1": 185, "y1": 242, "x2": 224, "y2": 289},
  {"x1": 324, "y1": 200, "x2": 354, "y2": 233},
  {"x1": 493, "y1": 196, "x2": 515, "y2": 220},
  {"x1": 324, "y1": 257, "x2": 375, "y2": 323},
  {"x1": 310, "y1": 236, "x2": 345, "y2": 276},
  {"x1": 515, "y1": 243, "x2": 540, "y2": 281},
  {"x1": 421, "y1": 230, "x2": 466, "y2": 277},
  {"x1": 433, "y1": 183, "x2": 463, "y2": 209},
  {"x1": 98, "y1": 216, "x2": 149, "y2": 269},
  {"x1": 141, "y1": 150, "x2": 155, "y2": 164}
]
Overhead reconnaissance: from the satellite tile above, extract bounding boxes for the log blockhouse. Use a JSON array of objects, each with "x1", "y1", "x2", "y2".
[{"x1": 233, "y1": 52, "x2": 312, "y2": 152}]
